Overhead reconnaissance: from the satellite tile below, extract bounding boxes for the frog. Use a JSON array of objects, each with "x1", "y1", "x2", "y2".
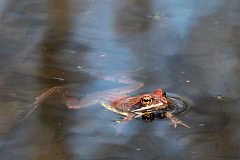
[
  {"x1": 101, "y1": 89, "x2": 190, "y2": 128},
  {"x1": 21, "y1": 68, "x2": 189, "y2": 128}
]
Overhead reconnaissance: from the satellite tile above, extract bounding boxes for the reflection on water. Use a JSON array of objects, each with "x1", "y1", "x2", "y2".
[
  {"x1": 1, "y1": 0, "x2": 240, "y2": 159},
  {"x1": 154, "y1": 0, "x2": 224, "y2": 38}
]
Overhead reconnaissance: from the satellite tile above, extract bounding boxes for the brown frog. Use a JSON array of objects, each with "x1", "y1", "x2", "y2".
[
  {"x1": 21, "y1": 68, "x2": 189, "y2": 128},
  {"x1": 101, "y1": 89, "x2": 190, "y2": 128}
]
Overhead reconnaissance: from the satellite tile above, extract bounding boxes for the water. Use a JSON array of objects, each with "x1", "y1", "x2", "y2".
[{"x1": 1, "y1": 0, "x2": 240, "y2": 159}]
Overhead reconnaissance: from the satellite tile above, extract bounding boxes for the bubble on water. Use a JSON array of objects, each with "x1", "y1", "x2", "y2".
[
  {"x1": 76, "y1": 65, "x2": 82, "y2": 69},
  {"x1": 71, "y1": 50, "x2": 77, "y2": 54},
  {"x1": 216, "y1": 95, "x2": 224, "y2": 100},
  {"x1": 199, "y1": 124, "x2": 206, "y2": 127},
  {"x1": 53, "y1": 77, "x2": 65, "y2": 81}
]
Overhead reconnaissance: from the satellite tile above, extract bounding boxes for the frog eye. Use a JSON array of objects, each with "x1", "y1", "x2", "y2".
[
  {"x1": 142, "y1": 98, "x2": 151, "y2": 102},
  {"x1": 141, "y1": 96, "x2": 153, "y2": 106}
]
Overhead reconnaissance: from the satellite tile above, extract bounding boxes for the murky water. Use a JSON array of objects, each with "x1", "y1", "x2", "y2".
[{"x1": 1, "y1": 0, "x2": 240, "y2": 159}]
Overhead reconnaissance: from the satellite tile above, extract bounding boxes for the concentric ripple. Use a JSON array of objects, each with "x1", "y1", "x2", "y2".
[{"x1": 167, "y1": 95, "x2": 188, "y2": 115}]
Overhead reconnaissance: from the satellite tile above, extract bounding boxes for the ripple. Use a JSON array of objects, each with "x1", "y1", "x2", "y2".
[{"x1": 167, "y1": 95, "x2": 188, "y2": 115}]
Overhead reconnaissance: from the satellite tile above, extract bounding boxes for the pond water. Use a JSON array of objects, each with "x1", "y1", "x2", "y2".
[{"x1": 1, "y1": 0, "x2": 240, "y2": 160}]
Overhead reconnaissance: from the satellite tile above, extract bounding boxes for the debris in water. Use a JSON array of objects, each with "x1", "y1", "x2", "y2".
[
  {"x1": 148, "y1": 14, "x2": 161, "y2": 20},
  {"x1": 153, "y1": 15, "x2": 161, "y2": 20},
  {"x1": 53, "y1": 77, "x2": 65, "y2": 81},
  {"x1": 115, "y1": 120, "x2": 121, "y2": 124},
  {"x1": 76, "y1": 65, "x2": 83, "y2": 69},
  {"x1": 199, "y1": 124, "x2": 206, "y2": 127},
  {"x1": 216, "y1": 95, "x2": 224, "y2": 100}
]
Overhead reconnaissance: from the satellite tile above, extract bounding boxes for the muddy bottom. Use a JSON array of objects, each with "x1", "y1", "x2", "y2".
[{"x1": 1, "y1": 0, "x2": 240, "y2": 160}]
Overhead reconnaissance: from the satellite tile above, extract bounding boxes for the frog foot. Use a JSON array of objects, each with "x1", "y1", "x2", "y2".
[
  {"x1": 165, "y1": 112, "x2": 190, "y2": 128},
  {"x1": 169, "y1": 119, "x2": 190, "y2": 128}
]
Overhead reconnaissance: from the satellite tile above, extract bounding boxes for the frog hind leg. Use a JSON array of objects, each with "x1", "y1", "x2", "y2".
[{"x1": 65, "y1": 93, "x2": 101, "y2": 109}]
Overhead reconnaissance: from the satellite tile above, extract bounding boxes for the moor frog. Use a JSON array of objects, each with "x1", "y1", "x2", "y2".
[{"x1": 22, "y1": 68, "x2": 189, "y2": 128}]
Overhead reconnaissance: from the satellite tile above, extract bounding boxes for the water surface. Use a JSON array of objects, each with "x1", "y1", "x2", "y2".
[{"x1": 1, "y1": 0, "x2": 240, "y2": 160}]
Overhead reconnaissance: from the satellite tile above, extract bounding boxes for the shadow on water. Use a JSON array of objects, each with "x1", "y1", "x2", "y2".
[
  {"x1": 22, "y1": 0, "x2": 92, "y2": 160},
  {"x1": 0, "y1": 0, "x2": 90, "y2": 159},
  {"x1": 33, "y1": 0, "x2": 73, "y2": 159},
  {"x1": 0, "y1": 0, "x2": 48, "y2": 139}
]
